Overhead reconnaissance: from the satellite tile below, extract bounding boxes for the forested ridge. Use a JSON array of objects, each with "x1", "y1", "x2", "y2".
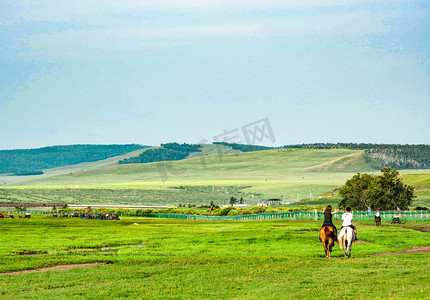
[
  {"x1": 287, "y1": 143, "x2": 430, "y2": 169},
  {"x1": 0, "y1": 144, "x2": 147, "y2": 174},
  {"x1": 119, "y1": 142, "x2": 278, "y2": 165},
  {"x1": 213, "y1": 142, "x2": 279, "y2": 152},
  {"x1": 119, "y1": 143, "x2": 201, "y2": 164}
]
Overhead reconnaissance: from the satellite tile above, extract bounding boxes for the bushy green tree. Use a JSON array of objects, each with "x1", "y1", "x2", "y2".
[
  {"x1": 229, "y1": 197, "x2": 237, "y2": 206},
  {"x1": 339, "y1": 168, "x2": 414, "y2": 211},
  {"x1": 338, "y1": 173, "x2": 375, "y2": 209},
  {"x1": 16, "y1": 205, "x2": 27, "y2": 212}
]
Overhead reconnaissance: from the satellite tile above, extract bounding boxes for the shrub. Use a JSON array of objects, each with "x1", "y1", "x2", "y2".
[
  {"x1": 414, "y1": 206, "x2": 429, "y2": 211},
  {"x1": 213, "y1": 207, "x2": 236, "y2": 216}
]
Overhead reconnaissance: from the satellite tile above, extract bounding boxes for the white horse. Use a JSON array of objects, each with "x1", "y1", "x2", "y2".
[{"x1": 338, "y1": 227, "x2": 355, "y2": 258}]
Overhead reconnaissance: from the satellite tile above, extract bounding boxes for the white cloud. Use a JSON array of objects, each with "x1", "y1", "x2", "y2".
[
  {"x1": 11, "y1": 10, "x2": 394, "y2": 62},
  {"x1": 7, "y1": 0, "x2": 429, "y2": 63}
]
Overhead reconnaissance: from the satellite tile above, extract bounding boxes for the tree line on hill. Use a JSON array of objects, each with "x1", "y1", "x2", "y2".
[
  {"x1": 119, "y1": 142, "x2": 280, "y2": 165},
  {"x1": 119, "y1": 143, "x2": 201, "y2": 164},
  {"x1": 213, "y1": 142, "x2": 278, "y2": 152},
  {"x1": 11, "y1": 170, "x2": 44, "y2": 176},
  {"x1": 287, "y1": 143, "x2": 430, "y2": 169},
  {"x1": 0, "y1": 144, "x2": 147, "y2": 175}
]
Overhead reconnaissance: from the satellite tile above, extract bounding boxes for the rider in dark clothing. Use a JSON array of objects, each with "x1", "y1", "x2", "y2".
[{"x1": 320, "y1": 205, "x2": 338, "y2": 241}]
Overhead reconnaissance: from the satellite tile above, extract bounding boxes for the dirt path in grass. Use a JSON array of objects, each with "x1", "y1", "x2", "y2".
[
  {"x1": 360, "y1": 223, "x2": 430, "y2": 255},
  {"x1": 0, "y1": 262, "x2": 110, "y2": 276},
  {"x1": 404, "y1": 225, "x2": 430, "y2": 232},
  {"x1": 373, "y1": 245, "x2": 430, "y2": 256}
]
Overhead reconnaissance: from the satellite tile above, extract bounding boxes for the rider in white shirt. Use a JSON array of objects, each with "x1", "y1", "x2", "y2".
[
  {"x1": 341, "y1": 207, "x2": 358, "y2": 240},
  {"x1": 342, "y1": 211, "x2": 353, "y2": 227}
]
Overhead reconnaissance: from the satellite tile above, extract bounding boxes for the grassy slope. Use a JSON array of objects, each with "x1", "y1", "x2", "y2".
[
  {"x1": 304, "y1": 151, "x2": 375, "y2": 172},
  {"x1": 403, "y1": 173, "x2": 430, "y2": 208},
  {"x1": 1, "y1": 144, "x2": 240, "y2": 187},
  {"x1": 1, "y1": 149, "x2": 366, "y2": 205},
  {"x1": 0, "y1": 216, "x2": 429, "y2": 299},
  {"x1": 4, "y1": 147, "x2": 430, "y2": 207},
  {"x1": 12, "y1": 148, "x2": 368, "y2": 185}
]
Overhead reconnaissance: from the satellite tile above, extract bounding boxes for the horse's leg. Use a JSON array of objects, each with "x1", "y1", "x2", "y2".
[
  {"x1": 344, "y1": 240, "x2": 349, "y2": 258},
  {"x1": 348, "y1": 233, "x2": 352, "y2": 257},
  {"x1": 345, "y1": 231, "x2": 353, "y2": 258},
  {"x1": 323, "y1": 240, "x2": 328, "y2": 258},
  {"x1": 323, "y1": 239, "x2": 332, "y2": 258}
]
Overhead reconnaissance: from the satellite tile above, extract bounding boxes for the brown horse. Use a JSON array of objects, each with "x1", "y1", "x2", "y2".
[{"x1": 320, "y1": 225, "x2": 337, "y2": 258}]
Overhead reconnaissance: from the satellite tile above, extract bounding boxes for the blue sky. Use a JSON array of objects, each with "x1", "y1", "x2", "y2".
[{"x1": 1, "y1": 0, "x2": 429, "y2": 149}]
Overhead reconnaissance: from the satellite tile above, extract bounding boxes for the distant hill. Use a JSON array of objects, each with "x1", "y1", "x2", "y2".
[
  {"x1": 6, "y1": 147, "x2": 430, "y2": 207},
  {"x1": 0, "y1": 144, "x2": 149, "y2": 174},
  {"x1": 288, "y1": 143, "x2": 430, "y2": 170},
  {"x1": 12, "y1": 148, "x2": 373, "y2": 187}
]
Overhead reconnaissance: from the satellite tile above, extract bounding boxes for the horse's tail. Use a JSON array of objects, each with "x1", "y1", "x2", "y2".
[{"x1": 324, "y1": 226, "x2": 335, "y2": 244}]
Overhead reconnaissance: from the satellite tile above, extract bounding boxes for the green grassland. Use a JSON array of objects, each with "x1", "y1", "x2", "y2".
[
  {"x1": 2, "y1": 147, "x2": 430, "y2": 208},
  {"x1": 403, "y1": 173, "x2": 430, "y2": 208},
  {"x1": 0, "y1": 216, "x2": 429, "y2": 299}
]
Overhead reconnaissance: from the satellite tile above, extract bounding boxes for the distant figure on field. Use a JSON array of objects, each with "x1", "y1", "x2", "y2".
[
  {"x1": 375, "y1": 211, "x2": 381, "y2": 227},
  {"x1": 319, "y1": 205, "x2": 338, "y2": 241},
  {"x1": 341, "y1": 207, "x2": 358, "y2": 240}
]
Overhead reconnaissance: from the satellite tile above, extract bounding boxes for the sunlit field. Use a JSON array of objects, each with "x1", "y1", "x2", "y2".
[{"x1": 1, "y1": 216, "x2": 429, "y2": 299}]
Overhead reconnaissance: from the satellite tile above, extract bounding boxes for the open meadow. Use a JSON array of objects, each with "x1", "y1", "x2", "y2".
[
  {"x1": 0, "y1": 216, "x2": 429, "y2": 299},
  {"x1": 1, "y1": 147, "x2": 430, "y2": 298}
]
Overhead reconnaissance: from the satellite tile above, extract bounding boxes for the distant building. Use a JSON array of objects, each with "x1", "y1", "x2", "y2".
[
  {"x1": 219, "y1": 204, "x2": 248, "y2": 208},
  {"x1": 259, "y1": 199, "x2": 282, "y2": 206}
]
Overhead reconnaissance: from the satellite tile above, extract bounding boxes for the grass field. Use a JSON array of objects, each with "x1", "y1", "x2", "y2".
[{"x1": 0, "y1": 216, "x2": 429, "y2": 299}]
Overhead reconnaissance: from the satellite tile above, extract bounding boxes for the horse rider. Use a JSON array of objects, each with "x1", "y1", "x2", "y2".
[
  {"x1": 374, "y1": 211, "x2": 381, "y2": 226},
  {"x1": 320, "y1": 205, "x2": 338, "y2": 241},
  {"x1": 341, "y1": 207, "x2": 358, "y2": 240}
]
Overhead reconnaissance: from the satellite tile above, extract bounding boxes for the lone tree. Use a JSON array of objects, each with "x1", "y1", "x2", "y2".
[
  {"x1": 229, "y1": 196, "x2": 237, "y2": 206},
  {"x1": 338, "y1": 167, "x2": 414, "y2": 211}
]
